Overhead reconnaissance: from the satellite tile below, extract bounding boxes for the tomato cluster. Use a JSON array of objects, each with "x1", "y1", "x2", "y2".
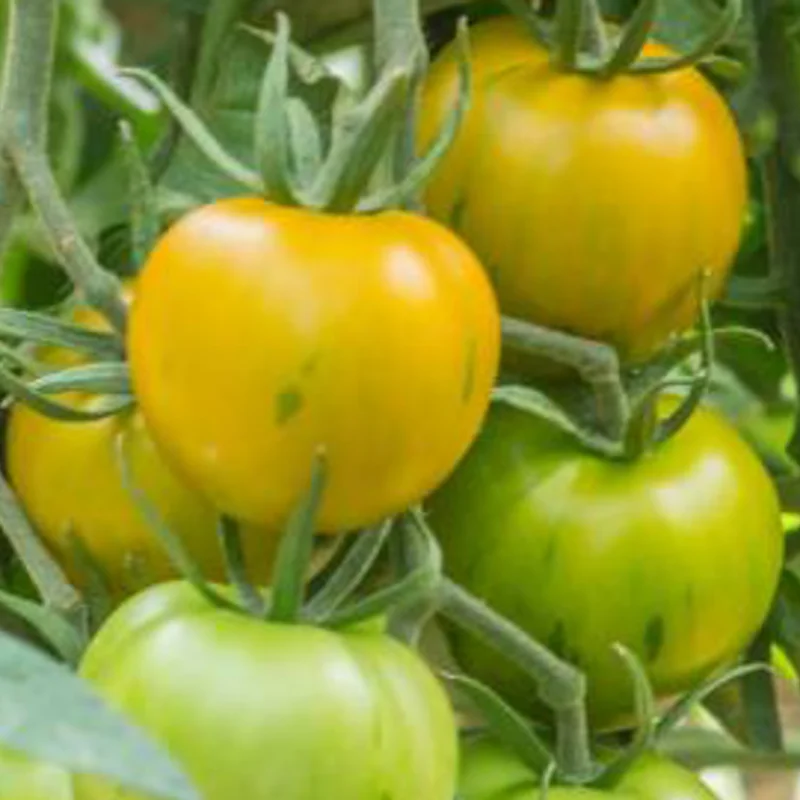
[{"x1": 0, "y1": 3, "x2": 783, "y2": 800}]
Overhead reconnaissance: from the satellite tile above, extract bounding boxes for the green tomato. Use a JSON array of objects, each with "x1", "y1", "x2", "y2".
[
  {"x1": 73, "y1": 582, "x2": 458, "y2": 800},
  {"x1": 459, "y1": 735, "x2": 716, "y2": 799},
  {"x1": 427, "y1": 400, "x2": 783, "y2": 727},
  {"x1": 0, "y1": 749, "x2": 71, "y2": 799}
]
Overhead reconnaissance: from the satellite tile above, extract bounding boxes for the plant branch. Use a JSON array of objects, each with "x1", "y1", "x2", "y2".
[
  {"x1": 438, "y1": 579, "x2": 595, "y2": 782},
  {"x1": 0, "y1": 0, "x2": 59, "y2": 260},
  {"x1": 9, "y1": 146, "x2": 127, "y2": 335}
]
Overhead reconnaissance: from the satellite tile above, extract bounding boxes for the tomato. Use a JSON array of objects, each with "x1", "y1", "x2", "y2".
[
  {"x1": 419, "y1": 16, "x2": 747, "y2": 363},
  {"x1": 72, "y1": 581, "x2": 458, "y2": 800},
  {"x1": 128, "y1": 198, "x2": 500, "y2": 530},
  {"x1": 459, "y1": 735, "x2": 716, "y2": 798},
  {"x1": 427, "y1": 400, "x2": 783, "y2": 726},
  {"x1": 5, "y1": 303, "x2": 282, "y2": 600},
  {"x1": 0, "y1": 749, "x2": 71, "y2": 799}
]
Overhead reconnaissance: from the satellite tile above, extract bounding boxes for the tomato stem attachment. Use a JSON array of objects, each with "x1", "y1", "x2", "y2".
[
  {"x1": 501, "y1": 316, "x2": 630, "y2": 442},
  {"x1": 437, "y1": 578, "x2": 596, "y2": 783}
]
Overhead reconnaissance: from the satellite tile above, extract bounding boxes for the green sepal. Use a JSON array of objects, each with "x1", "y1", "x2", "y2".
[
  {"x1": 0, "y1": 589, "x2": 86, "y2": 667},
  {"x1": 656, "y1": 663, "x2": 772, "y2": 741},
  {"x1": 28, "y1": 361, "x2": 132, "y2": 397},
  {"x1": 218, "y1": 516, "x2": 266, "y2": 617},
  {"x1": 306, "y1": 519, "x2": 393, "y2": 622},
  {"x1": 600, "y1": 0, "x2": 659, "y2": 77},
  {"x1": 115, "y1": 431, "x2": 242, "y2": 614},
  {"x1": 118, "y1": 120, "x2": 160, "y2": 270},
  {"x1": 0, "y1": 307, "x2": 123, "y2": 360},
  {"x1": 444, "y1": 675, "x2": 554, "y2": 774},
  {"x1": 326, "y1": 512, "x2": 441, "y2": 630},
  {"x1": 630, "y1": 0, "x2": 742, "y2": 75},
  {"x1": 500, "y1": 0, "x2": 550, "y2": 46},
  {"x1": 308, "y1": 67, "x2": 411, "y2": 212},
  {"x1": 121, "y1": 68, "x2": 263, "y2": 192},
  {"x1": 0, "y1": 366, "x2": 134, "y2": 422},
  {"x1": 287, "y1": 98, "x2": 325, "y2": 189},
  {"x1": 254, "y1": 12, "x2": 301, "y2": 206},
  {"x1": 492, "y1": 385, "x2": 621, "y2": 458},
  {"x1": 554, "y1": 0, "x2": 585, "y2": 70},
  {"x1": 268, "y1": 452, "x2": 328, "y2": 624},
  {"x1": 360, "y1": 18, "x2": 471, "y2": 212}
]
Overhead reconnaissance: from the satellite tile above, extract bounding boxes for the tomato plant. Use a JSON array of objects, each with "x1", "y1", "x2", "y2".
[
  {"x1": 419, "y1": 15, "x2": 747, "y2": 364},
  {"x1": 459, "y1": 735, "x2": 716, "y2": 799},
  {"x1": 128, "y1": 198, "x2": 500, "y2": 531},
  {"x1": 428, "y1": 398, "x2": 783, "y2": 725},
  {"x1": 73, "y1": 581, "x2": 458, "y2": 800}
]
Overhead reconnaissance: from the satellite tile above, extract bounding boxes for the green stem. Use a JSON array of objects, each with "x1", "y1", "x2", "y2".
[
  {"x1": 190, "y1": 0, "x2": 251, "y2": 108},
  {"x1": 741, "y1": 627, "x2": 783, "y2": 751},
  {"x1": 438, "y1": 579, "x2": 594, "y2": 782},
  {"x1": 501, "y1": 316, "x2": 630, "y2": 442},
  {"x1": 9, "y1": 146, "x2": 127, "y2": 335},
  {"x1": 0, "y1": 0, "x2": 58, "y2": 260},
  {"x1": 0, "y1": 473, "x2": 82, "y2": 618},
  {"x1": 752, "y1": 0, "x2": 800, "y2": 464}
]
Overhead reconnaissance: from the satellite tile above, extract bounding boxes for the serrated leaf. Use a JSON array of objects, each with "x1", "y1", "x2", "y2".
[{"x1": 0, "y1": 631, "x2": 198, "y2": 799}]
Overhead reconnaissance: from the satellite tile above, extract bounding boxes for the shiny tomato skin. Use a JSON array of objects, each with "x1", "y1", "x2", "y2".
[
  {"x1": 427, "y1": 401, "x2": 783, "y2": 726},
  {"x1": 459, "y1": 735, "x2": 716, "y2": 799},
  {"x1": 5, "y1": 303, "x2": 279, "y2": 600},
  {"x1": 0, "y1": 749, "x2": 72, "y2": 799},
  {"x1": 128, "y1": 198, "x2": 500, "y2": 530},
  {"x1": 73, "y1": 582, "x2": 458, "y2": 800},
  {"x1": 420, "y1": 17, "x2": 747, "y2": 363}
]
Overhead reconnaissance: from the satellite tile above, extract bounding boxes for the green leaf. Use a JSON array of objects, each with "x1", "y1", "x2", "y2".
[
  {"x1": 0, "y1": 631, "x2": 198, "y2": 800},
  {"x1": 121, "y1": 68, "x2": 262, "y2": 192},
  {"x1": 445, "y1": 676, "x2": 553, "y2": 773},
  {"x1": 269, "y1": 453, "x2": 328, "y2": 624}
]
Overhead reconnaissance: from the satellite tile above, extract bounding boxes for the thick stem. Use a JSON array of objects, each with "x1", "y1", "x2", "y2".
[
  {"x1": 0, "y1": 0, "x2": 58, "y2": 260},
  {"x1": 372, "y1": 0, "x2": 428, "y2": 199},
  {"x1": 502, "y1": 316, "x2": 630, "y2": 442},
  {"x1": 752, "y1": 0, "x2": 800, "y2": 464},
  {"x1": 0, "y1": 474, "x2": 82, "y2": 618},
  {"x1": 438, "y1": 579, "x2": 594, "y2": 781},
  {"x1": 9, "y1": 146, "x2": 127, "y2": 335}
]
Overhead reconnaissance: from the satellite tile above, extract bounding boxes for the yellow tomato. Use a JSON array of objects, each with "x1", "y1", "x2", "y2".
[
  {"x1": 420, "y1": 17, "x2": 747, "y2": 363},
  {"x1": 128, "y1": 198, "x2": 500, "y2": 530}
]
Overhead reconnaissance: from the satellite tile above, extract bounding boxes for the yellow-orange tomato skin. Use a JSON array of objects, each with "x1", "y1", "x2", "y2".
[
  {"x1": 127, "y1": 199, "x2": 500, "y2": 530},
  {"x1": 420, "y1": 17, "x2": 748, "y2": 362},
  {"x1": 6, "y1": 304, "x2": 278, "y2": 600}
]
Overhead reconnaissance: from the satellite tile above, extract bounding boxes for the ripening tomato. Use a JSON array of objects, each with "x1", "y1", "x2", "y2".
[
  {"x1": 5, "y1": 302, "x2": 283, "y2": 600},
  {"x1": 73, "y1": 582, "x2": 458, "y2": 800},
  {"x1": 419, "y1": 16, "x2": 747, "y2": 363},
  {"x1": 427, "y1": 399, "x2": 783, "y2": 726},
  {"x1": 459, "y1": 735, "x2": 717, "y2": 799},
  {"x1": 128, "y1": 198, "x2": 500, "y2": 530}
]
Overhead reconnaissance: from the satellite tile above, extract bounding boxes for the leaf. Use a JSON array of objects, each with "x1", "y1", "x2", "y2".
[{"x1": 0, "y1": 631, "x2": 198, "y2": 799}]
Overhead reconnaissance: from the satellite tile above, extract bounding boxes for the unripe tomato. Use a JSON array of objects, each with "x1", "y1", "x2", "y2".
[
  {"x1": 128, "y1": 199, "x2": 500, "y2": 530},
  {"x1": 0, "y1": 749, "x2": 71, "y2": 799},
  {"x1": 5, "y1": 303, "x2": 280, "y2": 600},
  {"x1": 459, "y1": 735, "x2": 717, "y2": 799},
  {"x1": 420, "y1": 17, "x2": 747, "y2": 363},
  {"x1": 427, "y1": 400, "x2": 783, "y2": 726},
  {"x1": 73, "y1": 582, "x2": 458, "y2": 800}
]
